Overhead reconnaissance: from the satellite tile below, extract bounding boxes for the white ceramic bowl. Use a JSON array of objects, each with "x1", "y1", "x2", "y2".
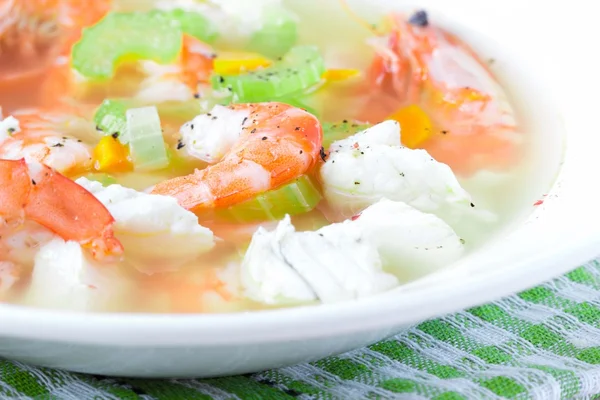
[{"x1": 0, "y1": 0, "x2": 598, "y2": 378}]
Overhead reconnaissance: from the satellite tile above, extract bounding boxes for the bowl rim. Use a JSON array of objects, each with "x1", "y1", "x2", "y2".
[{"x1": 0, "y1": 0, "x2": 598, "y2": 348}]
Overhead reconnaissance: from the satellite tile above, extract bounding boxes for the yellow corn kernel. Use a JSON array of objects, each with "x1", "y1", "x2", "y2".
[
  {"x1": 213, "y1": 52, "x2": 272, "y2": 75},
  {"x1": 388, "y1": 105, "x2": 433, "y2": 149},
  {"x1": 321, "y1": 69, "x2": 361, "y2": 82},
  {"x1": 93, "y1": 135, "x2": 132, "y2": 173}
]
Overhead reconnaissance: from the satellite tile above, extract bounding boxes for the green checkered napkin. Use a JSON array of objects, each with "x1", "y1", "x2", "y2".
[{"x1": 3, "y1": 260, "x2": 600, "y2": 399}]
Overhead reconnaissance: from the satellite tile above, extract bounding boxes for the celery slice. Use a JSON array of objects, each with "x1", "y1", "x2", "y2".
[
  {"x1": 94, "y1": 99, "x2": 129, "y2": 139},
  {"x1": 167, "y1": 9, "x2": 219, "y2": 43},
  {"x1": 72, "y1": 11, "x2": 182, "y2": 80},
  {"x1": 211, "y1": 46, "x2": 326, "y2": 103},
  {"x1": 322, "y1": 121, "x2": 372, "y2": 148},
  {"x1": 84, "y1": 173, "x2": 117, "y2": 186},
  {"x1": 247, "y1": 6, "x2": 298, "y2": 59},
  {"x1": 126, "y1": 106, "x2": 169, "y2": 171},
  {"x1": 215, "y1": 175, "x2": 322, "y2": 222}
]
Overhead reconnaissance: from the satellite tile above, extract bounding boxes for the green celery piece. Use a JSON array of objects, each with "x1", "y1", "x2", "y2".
[
  {"x1": 94, "y1": 99, "x2": 129, "y2": 140},
  {"x1": 215, "y1": 175, "x2": 322, "y2": 223},
  {"x1": 247, "y1": 6, "x2": 298, "y2": 59},
  {"x1": 126, "y1": 106, "x2": 169, "y2": 171},
  {"x1": 211, "y1": 46, "x2": 326, "y2": 103},
  {"x1": 167, "y1": 8, "x2": 219, "y2": 43},
  {"x1": 72, "y1": 11, "x2": 182, "y2": 80},
  {"x1": 84, "y1": 173, "x2": 117, "y2": 186},
  {"x1": 322, "y1": 121, "x2": 372, "y2": 148}
]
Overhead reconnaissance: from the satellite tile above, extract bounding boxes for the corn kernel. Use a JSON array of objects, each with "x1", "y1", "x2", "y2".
[
  {"x1": 388, "y1": 105, "x2": 433, "y2": 149},
  {"x1": 93, "y1": 135, "x2": 132, "y2": 172}
]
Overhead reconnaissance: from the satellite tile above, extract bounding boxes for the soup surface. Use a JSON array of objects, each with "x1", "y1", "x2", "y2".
[{"x1": 0, "y1": 0, "x2": 561, "y2": 313}]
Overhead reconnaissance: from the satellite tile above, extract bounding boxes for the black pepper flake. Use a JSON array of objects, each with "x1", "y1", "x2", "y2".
[
  {"x1": 408, "y1": 10, "x2": 429, "y2": 27},
  {"x1": 400, "y1": 172, "x2": 405, "y2": 177},
  {"x1": 299, "y1": 150, "x2": 303, "y2": 154},
  {"x1": 193, "y1": 93, "x2": 200, "y2": 99},
  {"x1": 77, "y1": 139, "x2": 82, "y2": 142},
  {"x1": 177, "y1": 141, "x2": 185, "y2": 150},
  {"x1": 354, "y1": 181, "x2": 360, "y2": 185},
  {"x1": 318, "y1": 233, "x2": 324, "y2": 237},
  {"x1": 242, "y1": 117, "x2": 248, "y2": 125},
  {"x1": 52, "y1": 143, "x2": 64, "y2": 147},
  {"x1": 207, "y1": 113, "x2": 212, "y2": 117},
  {"x1": 276, "y1": 125, "x2": 280, "y2": 129},
  {"x1": 460, "y1": 238, "x2": 466, "y2": 244},
  {"x1": 218, "y1": 76, "x2": 225, "y2": 83},
  {"x1": 190, "y1": 124, "x2": 194, "y2": 129},
  {"x1": 251, "y1": 128, "x2": 257, "y2": 134},
  {"x1": 319, "y1": 146, "x2": 327, "y2": 162},
  {"x1": 470, "y1": 202, "x2": 475, "y2": 207},
  {"x1": 441, "y1": 130, "x2": 448, "y2": 134},
  {"x1": 261, "y1": 136, "x2": 267, "y2": 140},
  {"x1": 294, "y1": 127, "x2": 300, "y2": 131},
  {"x1": 111, "y1": 132, "x2": 119, "y2": 139},
  {"x1": 342, "y1": 119, "x2": 348, "y2": 123},
  {"x1": 31, "y1": 179, "x2": 36, "y2": 185},
  {"x1": 95, "y1": 125, "x2": 102, "y2": 131},
  {"x1": 211, "y1": 116, "x2": 217, "y2": 120}
]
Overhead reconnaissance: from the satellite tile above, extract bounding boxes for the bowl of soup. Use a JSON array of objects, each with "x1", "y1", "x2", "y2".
[{"x1": 0, "y1": 0, "x2": 596, "y2": 377}]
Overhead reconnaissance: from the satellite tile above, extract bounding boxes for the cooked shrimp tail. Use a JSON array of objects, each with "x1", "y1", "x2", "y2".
[
  {"x1": 362, "y1": 11, "x2": 520, "y2": 175},
  {"x1": 152, "y1": 102, "x2": 323, "y2": 211},
  {"x1": 0, "y1": 159, "x2": 123, "y2": 260}
]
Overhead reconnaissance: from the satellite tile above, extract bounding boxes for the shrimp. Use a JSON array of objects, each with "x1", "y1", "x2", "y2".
[
  {"x1": 152, "y1": 102, "x2": 323, "y2": 212},
  {"x1": 0, "y1": 158, "x2": 123, "y2": 260},
  {"x1": 355, "y1": 8, "x2": 520, "y2": 176},
  {"x1": 0, "y1": 109, "x2": 94, "y2": 174},
  {"x1": 0, "y1": 0, "x2": 111, "y2": 108}
]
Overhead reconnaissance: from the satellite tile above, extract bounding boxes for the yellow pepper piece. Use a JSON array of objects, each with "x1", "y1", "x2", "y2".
[
  {"x1": 321, "y1": 69, "x2": 361, "y2": 82},
  {"x1": 93, "y1": 135, "x2": 132, "y2": 173},
  {"x1": 213, "y1": 52, "x2": 272, "y2": 75},
  {"x1": 388, "y1": 105, "x2": 433, "y2": 149}
]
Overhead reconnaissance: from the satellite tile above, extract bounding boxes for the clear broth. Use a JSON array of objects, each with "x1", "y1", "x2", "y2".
[{"x1": 1, "y1": 0, "x2": 564, "y2": 313}]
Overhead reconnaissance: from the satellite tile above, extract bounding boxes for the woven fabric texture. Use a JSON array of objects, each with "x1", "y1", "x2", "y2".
[{"x1": 3, "y1": 260, "x2": 600, "y2": 399}]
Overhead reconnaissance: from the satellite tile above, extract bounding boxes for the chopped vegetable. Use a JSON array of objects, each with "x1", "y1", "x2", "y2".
[
  {"x1": 211, "y1": 46, "x2": 326, "y2": 103},
  {"x1": 166, "y1": 9, "x2": 219, "y2": 43},
  {"x1": 93, "y1": 135, "x2": 132, "y2": 173},
  {"x1": 84, "y1": 173, "x2": 118, "y2": 187},
  {"x1": 322, "y1": 69, "x2": 361, "y2": 82},
  {"x1": 213, "y1": 52, "x2": 272, "y2": 75},
  {"x1": 215, "y1": 175, "x2": 322, "y2": 223},
  {"x1": 94, "y1": 99, "x2": 128, "y2": 139},
  {"x1": 388, "y1": 105, "x2": 433, "y2": 149},
  {"x1": 322, "y1": 121, "x2": 372, "y2": 148},
  {"x1": 246, "y1": 5, "x2": 298, "y2": 58},
  {"x1": 72, "y1": 11, "x2": 182, "y2": 80},
  {"x1": 126, "y1": 106, "x2": 169, "y2": 171}
]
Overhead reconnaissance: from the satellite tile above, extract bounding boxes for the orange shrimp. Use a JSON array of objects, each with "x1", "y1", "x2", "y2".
[
  {"x1": 0, "y1": 0, "x2": 111, "y2": 108},
  {"x1": 0, "y1": 158, "x2": 123, "y2": 260},
  {"x1": 357, "y1": 9, "x2": 520, "y2": 176},
  {"x1": 180, "y1": 35, "x2": 215, "y2": 91},
  {"x1": 0, "y1": 107, "x2": 96, "y2": 174},
  {"x1": 152, "y1": 102, "x2": 323, "y2": 212}
]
